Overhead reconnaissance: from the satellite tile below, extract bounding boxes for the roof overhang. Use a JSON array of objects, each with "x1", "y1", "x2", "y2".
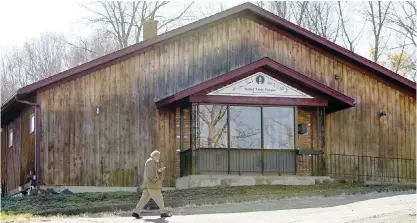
[
  {"x1": 1, "y1": 93, "x2": 36, "y2": 125},
  {"x1": 156, "y1": 57, "x2": 355, "y2": 113}
]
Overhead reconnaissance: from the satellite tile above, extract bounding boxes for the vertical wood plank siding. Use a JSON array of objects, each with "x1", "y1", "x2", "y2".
[
  {"x1": 1, "y1": 129, "x2": 6, "y2": 185},
  {"x1": 6, "y1": 118, "x2": 21, "y2": 193},
  {"x1": 1, "y1": 106, "x2": 35, "y2": 194},
  {"x1": 20, "y1": 107, "x2": 36, "y2": 185},
  {"x1": 39, "y1": 17, "x2": 416, "y2": 186}
]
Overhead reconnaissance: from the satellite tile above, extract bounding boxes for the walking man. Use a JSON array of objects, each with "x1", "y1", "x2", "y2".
[{"x1": 132, "y1": 150, "x2": 172, "y2": 219}]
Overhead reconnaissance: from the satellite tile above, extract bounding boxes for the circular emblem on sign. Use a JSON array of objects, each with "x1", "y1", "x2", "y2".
[{"x1": 255, "y1": 75, "x2": 265, "y2": 84}]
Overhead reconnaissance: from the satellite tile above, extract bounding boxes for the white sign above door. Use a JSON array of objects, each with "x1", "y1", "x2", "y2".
[{"x1": 208, "y1": 72, "x2": 313, "y2": 98}]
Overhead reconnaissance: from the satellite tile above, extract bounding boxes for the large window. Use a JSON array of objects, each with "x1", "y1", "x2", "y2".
[
  {"x1": 229, "y1": 106, "x2": 261, "y2": 149},
  {"x1": 198, "y1": 105, "x2": 228, "y2": 148},
  {"x1": 263, "y1": 107, "x2": 295, "y2": 149},
  {"x1": 195, "y1": 104, "x2": 295, "y2": 150}
]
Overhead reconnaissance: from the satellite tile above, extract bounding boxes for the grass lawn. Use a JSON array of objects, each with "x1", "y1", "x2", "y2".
[{"x1": 1, "y1": 182, "x2": 415, "y2": 218}]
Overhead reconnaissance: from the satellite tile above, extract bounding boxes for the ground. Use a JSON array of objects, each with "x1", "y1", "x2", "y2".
[
  {"x1": 2, "y1": 183, "x2": 415, "y2": 216},
  {"x1": 1, "y1": 183, "x2": 415, "y2": 222},
  {"x1": 6, "y1": 191, "x2": 416, "y2": 223}
]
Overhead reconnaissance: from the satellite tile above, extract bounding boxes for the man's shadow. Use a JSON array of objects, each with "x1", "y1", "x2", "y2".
[
  {"x1": 119, "y1": 211, "x2": 169, "y2": 222},
  {"x1": 143, "y1": 218, "x2": 169, "y2": 223}
]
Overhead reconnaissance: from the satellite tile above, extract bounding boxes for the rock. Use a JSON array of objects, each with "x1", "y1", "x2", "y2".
[
  {"x1": 46, "y1": 188, "x2": 59, "y2": 194},
  {"x1": 322, "y1": 179, "x2": 331, "y2": 184},
  {"x1": 37, "y1": 189, "x2": 51, "y2": 195},
  {"x1": 29, "y1": 189, "x2": 38, "y2": 196},
  {"x1": 315, "y1": 179, "x2": 322, "y2": 184},
  {"x1": 337, "y1": 179, "x2": 347, "y2": 183},
  {"x1": 220, "y1": 180, "x2": 227, "y2": 188},
  {"x1": 219, "y1": 179, "x2": 231, "y2": 188},
  {"x1": 60, "y1": 189, "x2": 73, "y2": 195}
]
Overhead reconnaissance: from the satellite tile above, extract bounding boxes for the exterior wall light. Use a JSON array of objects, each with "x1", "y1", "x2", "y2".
[
  {"x1": 298, "y1": 123, "x2": 308, "y2": 134},
  {"x1": 379, "y1": 111, "x2": 387, "y2": 119},
  {"x1": 96, "y1": 105, "x2": 100, "y2": 115}
]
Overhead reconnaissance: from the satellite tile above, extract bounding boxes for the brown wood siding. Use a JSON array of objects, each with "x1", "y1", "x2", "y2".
[
  {"x1": 5, "y1": 117, "x2": 21, "y2": 194},
  {"x1": 39, "y1": 16, "x2": 415, "y2": 186},
  {"x1": 156, "y1": 108, "x2": 177, "y2": 186},
  {"x1": 20, "y1": 107, "x2": 36, "y2": 186},
  {"x1": 2, "y1": 106, "x2": 36, "y2": 194},
  {"x1": 1, "y1": 129, "x2": 6, "y2": 185}
]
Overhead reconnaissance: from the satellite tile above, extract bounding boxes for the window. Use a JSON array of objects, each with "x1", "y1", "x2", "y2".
[
  {"x1": 8, "y1": 129, "x2": 13, "y2": 148},
  {"x1": 198, "y1": 105, "x2": 228, "y2": 148},
  {"x1": 229, "y1": 106, "x2": 261, "y2": 149},
  {"x1": 30, "y1": 114, "x2": 35, "y2": 134},
  {"x1": 263, "y1": 107, "x2": 295, "y2": 149},
  {"x1": 193, "y1": 104, "x2": 295, "y2": 150}
]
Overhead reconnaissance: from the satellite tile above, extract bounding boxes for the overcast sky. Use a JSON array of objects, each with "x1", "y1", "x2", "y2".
[
  {"x1": 0, "y1": 1, "x2": 240, "y2": 47},
  {"x1": 0, "y1": 1, "x2": 87, "y2": 48},
  {"x1": 0, "y1": 1, "x2": 380, "y2": 60}
]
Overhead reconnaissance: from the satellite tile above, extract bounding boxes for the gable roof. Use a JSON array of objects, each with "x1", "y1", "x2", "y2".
[
  {"x1": 156, "y1": 57, "x2": 355, "y2": 113},
  {"x1": 1, "y1": 3, "x2": 415, "y2": 115}
]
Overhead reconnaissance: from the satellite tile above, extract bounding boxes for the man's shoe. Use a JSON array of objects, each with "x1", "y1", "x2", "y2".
[
  {"x1": 132, "y1": 213, "x2": 142, "y2": 219},
  {"x1": 160, "y1": 212, "x2": 172, "y2": 218}
]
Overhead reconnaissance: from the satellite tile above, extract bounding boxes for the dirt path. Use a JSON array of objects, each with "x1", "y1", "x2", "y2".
[{"x1": 23, "y1": 191, "x2": 416, "y2": 223}]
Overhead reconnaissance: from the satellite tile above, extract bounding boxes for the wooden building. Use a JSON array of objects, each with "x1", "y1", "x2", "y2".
[{"x1": 1, "y1": 3, "x2": 416, "y2": 195}]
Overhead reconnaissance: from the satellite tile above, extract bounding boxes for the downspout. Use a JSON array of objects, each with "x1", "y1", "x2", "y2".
[{"x1": 14, "y1": 94, "x2": 41, "y2": 189}]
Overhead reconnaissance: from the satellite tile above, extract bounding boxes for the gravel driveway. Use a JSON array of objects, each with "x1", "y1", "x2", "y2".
[{"x1": 25, "y1": 191, "x2": 416, "y2": 223}]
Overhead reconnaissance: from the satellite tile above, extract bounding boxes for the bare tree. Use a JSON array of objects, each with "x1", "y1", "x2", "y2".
[
  {"x1": 291, "y1": 1, "x2": 310, "y2": 27},
  {"x1": 256, "y1": 1, "x2": 309, "y2": 26},
  {"x1": 193, "y1": 2, "x2": 227, "y2": 19},
  {"x1": 63, "y1": 30, "x2": 119, "y2": 68},
  {"x1": 305, "y1": 2, "x2": 341, "y2": 42},
  {"x1": 364, "y1": 1, "x2": 393, "y2": 62},
  {"x1": 381, "y1": 43, "x2": 416, "y2": 80},
  {"x1": 1, "y1": 48, "x2": 26, "y2": 101},
  {"x1": 258, "y1": 2, "x2": 340, "y2": 42},
  {"x1": 337, "y1": 1, "x2": 366, "y2": 52},
  {"x1": 81, "y1": 1, "x2": 194, "y2": 49},
  {"x1": 386, "y1": 1, "x2": 416, "y2": 80},
  {"x1": 389, "y1": 1, "x2": 416, "y2": 47},
  {"x1": 257, "y1": 1, "x2": 292, "y2": 21},
  {"x1": 1, "y1": 33, "x2": 69, "y2": 102},
  {"x1": 0, "y1": 30, "x2": 119, "y2": 102}
]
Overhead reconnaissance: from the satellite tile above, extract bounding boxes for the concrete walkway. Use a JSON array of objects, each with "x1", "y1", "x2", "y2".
[{"x1": 29, "y1": 192, "x2": 416, "y2": 223}]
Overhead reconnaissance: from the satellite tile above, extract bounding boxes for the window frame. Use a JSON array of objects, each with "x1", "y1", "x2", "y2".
[
  {"x1": 228, "y1": 105, "x2": 262, "y2": 149},
  {"x1": 8, "y1": 129, "x2": 13, "y2": 148},
  {"x1": 29, "y1": 113, "x2": 35, "y2": 134},
  {"x1": 262, "y1": 106, "x2": 296, "y2": 150},
  {"x1": 197, "y1": 104, "x2": 229, "y2": 149}
]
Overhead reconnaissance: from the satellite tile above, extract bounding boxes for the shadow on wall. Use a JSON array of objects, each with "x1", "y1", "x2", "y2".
[
  {"x1": 43, "y1": 38, "x2": 264, "y2": 187},
  {"x1": 153, "y1": 40, "x2": 263, "y2": 101}
]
